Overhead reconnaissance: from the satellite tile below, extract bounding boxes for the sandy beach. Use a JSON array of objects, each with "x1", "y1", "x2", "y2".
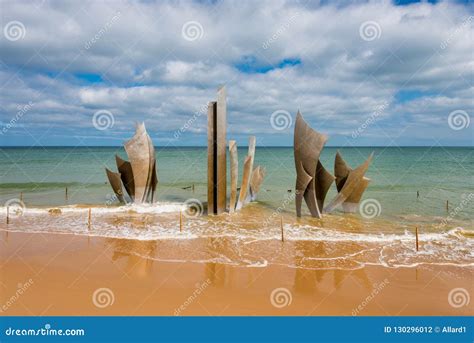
[
  {"x1": 2, "y1": 146, "x2": 472, "y2": 320},
  {"x1": 1, "y1": 1, "x2": 473, "y2": 342},
  {"x1": 1, "y1": 231, "x2": 472, "y2": 316}
]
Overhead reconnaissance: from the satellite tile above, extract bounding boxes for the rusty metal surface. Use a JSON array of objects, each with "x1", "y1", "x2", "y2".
[
  {"x1": 294, "y1": 111, "x2": 328, "y2": 218},
  {"x1": 105, "y1": 168, "x2": 125, "y2": 204},
  {"x1": 229, "y1": 140, "x2": 238, "y2": 213},
  {"x1": 324, "y1": 152, "x2": 373, "y2": 213}
]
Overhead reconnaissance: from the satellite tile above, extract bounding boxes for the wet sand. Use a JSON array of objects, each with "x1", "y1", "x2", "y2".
[{"x1": 0, "y1": 231, "x2": 472, "y2": 316}]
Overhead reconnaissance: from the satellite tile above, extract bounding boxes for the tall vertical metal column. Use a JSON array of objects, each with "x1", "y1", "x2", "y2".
[{"x1": 207, "y1": 86, "x2": 227, "y2": 214}]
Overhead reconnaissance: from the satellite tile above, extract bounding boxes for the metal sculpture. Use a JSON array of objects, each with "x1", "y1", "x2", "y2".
[
  {"x1": 315, "y1": 160, "x2": 335, "y2": 212},
  {"x1": 205, "y1": 88, "x2": 265, "y2": 214},
  {"x1": 324, "y1": 151, "x2": 373, "y2": 213},
  {"x1": 249, "y1": 166, "x2": 266, "y2": 201},
  {"x1": 236, "y1": 136, "x2": 256, "y2": 210},
  {"x1": 207, "y1": 86, "x2": 227, "y2": 215},
  {"x1": 105, "y1": 122, "x2": 158, "y2": 204},
  {"x1": 229, "y1": 140, "x2": 238, "y2": 213},
  {"x1": 294, "y1": 111, "x2": 334, "y2": 218},
  {"x1": 115, "y1": 155, "x2": 135, "y2": 201},
  {"x1": 217, "y1": 136, "x2": 266, "y2": 212},
  {"x1": 105, "y1": 169, "x2": 125, "y2": 204}
]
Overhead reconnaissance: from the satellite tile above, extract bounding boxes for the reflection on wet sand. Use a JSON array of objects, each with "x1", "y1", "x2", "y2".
[
  {"x1": 293, "y1": 241, "x2": 370, "y2": 294},
  {"x1": 205, "y1": 263, "x2": 226, "y2": 287},
  {"x1": 0, "y1": 231, "x2": 472, "y2": 316},
  {"x1": 107, "y1": 238, "x2": 157, "y2": 278},
  {"x1": 204, "y1": 237, "x2": 236, "y2": 287},
  {"x1": 2, "y1": 201, "x2": 472, "y2": 270},
  {"x1": 294, "y1": 242, "x2": 328, "y2": 294},
  {"x1": 349, "y1": 269, "x2": 371, "y2": 291},
  {"x1": 330, "y1": 256, "x2": 371, "y2": 291}
]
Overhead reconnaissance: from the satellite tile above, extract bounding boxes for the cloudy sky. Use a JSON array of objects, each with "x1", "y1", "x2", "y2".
[{"x1": 0, "y1": 0, "x2": 472, "y2": 147}]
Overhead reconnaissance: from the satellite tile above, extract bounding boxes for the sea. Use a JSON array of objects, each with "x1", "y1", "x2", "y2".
[{"x1": 1, "y1": 146, "x2": 472, "y2": 269}]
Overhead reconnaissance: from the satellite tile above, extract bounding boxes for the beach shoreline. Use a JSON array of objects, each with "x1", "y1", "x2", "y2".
[{"x1": 1, "y1": 231, "x2": 472, "y2": 316}]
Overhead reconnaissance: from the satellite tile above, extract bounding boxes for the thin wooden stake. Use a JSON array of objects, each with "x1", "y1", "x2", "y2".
[
  {"x1": 6, "y1": 206, "x2": 9, "y2": 225},
  {"x1": 416, "y1": 191, "x2": 419, "y2": 199},
  {"x1": 65, "y1": 187, "x2": 68, "y2": 201},
  {"x1": 415, "y1": 226, "x2": 419, "y2": 252},
  {"x1": 180, "y1": 211, "x2": 183, "y2": 232},
  {"x1": 20, "y1": 192, "x2": 23, "y2": 202},
  {"x1": 446, "y1": 200, "x2": 449, "y2": 212},
  {"x1": 88, "y1": 208, "x2": 91, "y2": 230},
  {"x1": 192, "y1": 184, "x2": 195, "y2": 193},
  {"x1": 280, "y1": 216, "x2": 284, "y2": 242}
]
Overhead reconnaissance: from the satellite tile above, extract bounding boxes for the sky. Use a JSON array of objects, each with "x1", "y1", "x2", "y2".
[{"x1": 0, "y1": 0, "x2": 472, "y2": 147}]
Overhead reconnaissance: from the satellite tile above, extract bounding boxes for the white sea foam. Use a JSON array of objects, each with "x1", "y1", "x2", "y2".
[
  {"x1": 1, "y1": 202, "x2": 184, "y2": 215},
  {"x1": 1, "y1": 204, "x2": 472, "y2": 270}
]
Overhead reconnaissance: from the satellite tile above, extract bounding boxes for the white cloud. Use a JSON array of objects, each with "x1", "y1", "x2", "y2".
[{"x1": 0, "y1": 0, "x2": 472, "y2": 146}]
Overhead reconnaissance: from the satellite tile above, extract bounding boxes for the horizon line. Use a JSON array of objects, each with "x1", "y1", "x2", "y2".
[{"x1": 0, "y1": 145, "x2": 472, "y2": 148}]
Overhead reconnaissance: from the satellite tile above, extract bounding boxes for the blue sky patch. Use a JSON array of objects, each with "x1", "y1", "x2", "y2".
[
  {"x1": 395, "y1": 90, "x2": 437, "y2": 103},
  {"x1": 75, "y1": 73, "x2": 103, "y2": 83},
  {"x1": 235, "y1": 56, "x2": 301, "y2": 74}
]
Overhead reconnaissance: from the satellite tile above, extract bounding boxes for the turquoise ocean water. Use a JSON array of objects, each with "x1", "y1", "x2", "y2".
[
  {"x1": 0, "y1": 146, "x2": 472, "y2": 269},
  {"x1": 0, "y1": 146, "x2": 472, "y2": 220}
]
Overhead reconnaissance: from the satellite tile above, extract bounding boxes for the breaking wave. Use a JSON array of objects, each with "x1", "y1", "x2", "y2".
[{"x1": 1, "y1": 203, "x2": 472, "y2": 270}]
